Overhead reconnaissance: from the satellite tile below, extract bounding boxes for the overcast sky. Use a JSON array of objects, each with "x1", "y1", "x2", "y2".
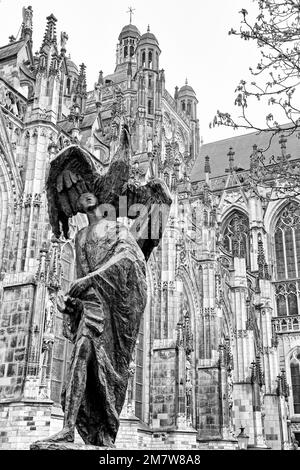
[{"x1": 0, "y1": 0, "x2": 263, "y2": 144}]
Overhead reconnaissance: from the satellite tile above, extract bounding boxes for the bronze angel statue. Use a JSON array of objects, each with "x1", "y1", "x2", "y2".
[{"x1": 40, "y1": 125, "x2": 171, "y2": 448}]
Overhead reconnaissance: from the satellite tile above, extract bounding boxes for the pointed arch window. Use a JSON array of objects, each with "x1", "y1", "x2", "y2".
[
  {"x1": 148, "y1": 99, "x2": 153, "y2": 115},
  {"x1": 290, "y1": 350, "x2": 300, "y2": 414},
  {"x1": 222, "y1": 212, "x2": 250, "y2": 267},
  {"x1": 141, "y1": 50, "x2": 146, "y2": 67},
  {"x1": 187, "y1": 101, "x2": 192, "y2": 115},
  {"x1": 274, "y1": 203, "x2": 300, "y2": 316},
  {"x1": 66, "y1": 77, "x2": 71, "y2": 96},
  {"x1": 148, "y1": 50, "x2": 153, "y2": 69}
]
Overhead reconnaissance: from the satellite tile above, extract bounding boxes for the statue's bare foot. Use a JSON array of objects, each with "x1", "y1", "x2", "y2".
[
  {"x1": 101, "y1": 435, "x2": 116, "y2": 448},
  {"x1": 41, "y1": 427, "x2": 74, "y2": 443}
]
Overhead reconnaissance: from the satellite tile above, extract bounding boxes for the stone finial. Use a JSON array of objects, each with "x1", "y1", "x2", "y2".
[
  {"x1": 41, "y1": 13, "x2": 58, "y2": 49},
  {"x1": 250, "y1": 144, "x2": 258, "y2": 172},
  {"x1": 204, "y1": 155, "x2": 211, "y2": 174},
  {"x1": 98, "y1": 70, "x2": 104, "y2": 85},
  {"x1": 74, "y1": 63, "x2": 87, "y2": 110},
  {"x1": 174, "y1": 86, "x2": 179, "y2": 100},
  {"x1": 78, "y1": 63, "x2": 87, "y2": 91},
  {"x1": 227, "y1": 147, "x2": 235, "y2": 172},
  {"x1": 277, "y1": 369, "x2": 289, "y2": 398},
  {"x1": 257, "y1": 232, "x2": 270, "y2": 280},
  {"x1": 279, "y1": 134, "x2": 290, "y2": 160}
]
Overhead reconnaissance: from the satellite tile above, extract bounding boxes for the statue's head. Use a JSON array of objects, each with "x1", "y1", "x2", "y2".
[{"x1": 76, "y1": 192, "x2": 98, "y2": 213}]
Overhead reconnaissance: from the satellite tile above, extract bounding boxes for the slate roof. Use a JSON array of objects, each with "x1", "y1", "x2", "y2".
[
  {"x1": 191, "y1": 127, "x2": 300, "y2": 182},
  {"x1": 0, "y1": 40, "x2": 25, "y2": 61}
]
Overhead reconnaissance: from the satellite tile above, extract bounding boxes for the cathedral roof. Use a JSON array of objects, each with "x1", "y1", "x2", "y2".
[
  {"x1": 191, "y1": 126, "x2": 300, "y2": 182},
  {"x1": 118, "y1": 24, "x2": 141, "y2": 41},
  {"x1": 0, "y1": 40, "x2": 26, "y2": 62}
]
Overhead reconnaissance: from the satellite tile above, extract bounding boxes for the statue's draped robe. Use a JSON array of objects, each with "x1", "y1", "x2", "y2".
[{"x1": 62, "y1": 220, "x2": 147, "y2": 446}]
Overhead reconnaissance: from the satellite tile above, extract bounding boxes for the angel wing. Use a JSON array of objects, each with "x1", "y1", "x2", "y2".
[
  {"x1": 47, "y1": 124, "x2": 172, "y2": 260},
  {"x1": 46, "y1": 145, "x2": 98, "y2": 238},
  {"x1": 46, "y1": 124, "x2": 132, "y2": 239},
  {"x1": 125, "y1": 178, "x2": 172, "y2": 261}
]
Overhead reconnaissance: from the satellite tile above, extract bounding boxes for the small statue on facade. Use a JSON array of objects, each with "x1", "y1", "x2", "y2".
[{"x1": 60, "y1": 32, "x2": 69, "y2": 52}]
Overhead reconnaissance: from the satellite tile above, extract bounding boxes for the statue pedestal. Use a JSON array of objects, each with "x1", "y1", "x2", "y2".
[{"x1": 30, "y1": 441, "x2": 112, "y2": 451}]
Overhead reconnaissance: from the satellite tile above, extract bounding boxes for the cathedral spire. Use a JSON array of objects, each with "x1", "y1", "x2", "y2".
[
  {"x1": 279, "y1": 134, "x2": 290, "y2": 161},
  {"x1": 227, "y1": 147, "x2": 235, "y2": 173},
  {"x1": 76, "y1": 64, "x2": 87, "y2": 98},
  {"x1": 41, "y1": 14, "x2": 57, "y2": 50},
  {"x1": 257, "y1": 232, "x2": 270, "y2": 280},
  {"x1": 204, "y1": 155, "x2": 211, "y2": 186}
]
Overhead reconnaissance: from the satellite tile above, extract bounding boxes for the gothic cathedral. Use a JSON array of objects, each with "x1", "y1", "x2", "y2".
[{"x1": 0, "y1": 6, "x2": 299, "y2": 450}]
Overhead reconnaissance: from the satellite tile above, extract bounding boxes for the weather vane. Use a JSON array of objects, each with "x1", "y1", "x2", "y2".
[{"x1": 127, "y1": 6, "x2": 135, "y2": 24}]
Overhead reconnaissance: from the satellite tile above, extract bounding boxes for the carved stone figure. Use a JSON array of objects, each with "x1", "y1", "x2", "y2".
[
  {"x1": 60, "y1": 32, "x2": 69, "y2": 51},
  {"x1": 32, "y1": 125, "x2": 171, "y2": 449},
  {"x1": 22, "y1": 6, "x2": 33, "y2": 30}
]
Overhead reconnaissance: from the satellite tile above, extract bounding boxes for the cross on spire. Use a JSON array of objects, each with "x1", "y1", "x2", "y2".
[{"x1": 127, "y1": 6, "x2": 135, "y2": 24}]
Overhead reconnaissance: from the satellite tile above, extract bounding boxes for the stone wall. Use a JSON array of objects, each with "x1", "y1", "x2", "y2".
[
  {"x1": 0, "y1": 284, "x2": 35, "y2": 399},
  {"x1": 264, "y1": 394, "x2": 284, "y2": 450},
  {"x1": 151, "y1": 347, "x2": 177, "y2": 428},
  {"x1": 0, "y1": 400, "x2": 52, "y2": 450},
  {"x1": 196, "y1": 367, "x2": 221, "y2": 438}
]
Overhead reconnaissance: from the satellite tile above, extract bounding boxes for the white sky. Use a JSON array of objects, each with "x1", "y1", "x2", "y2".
[{"x1": 0, "y1": 0, "x2": 264, "y2": 144}]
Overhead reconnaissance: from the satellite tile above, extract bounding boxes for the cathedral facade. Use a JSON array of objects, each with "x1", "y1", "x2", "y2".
[{"x1": 0, "y1": 6, "x2": 299, "y2": 450}]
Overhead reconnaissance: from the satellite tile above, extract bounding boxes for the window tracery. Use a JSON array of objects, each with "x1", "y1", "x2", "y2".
[
  {"x1": 274, "y1": 203, "x2": 300, "y2": 316},
  {"x1": 222, "y1": 212, "x2": 250, "y2": 266}
]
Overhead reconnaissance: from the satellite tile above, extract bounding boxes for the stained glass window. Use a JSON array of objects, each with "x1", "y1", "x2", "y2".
[{"x1": 274, "y1": 203, "x2": 300, "y2": 316}]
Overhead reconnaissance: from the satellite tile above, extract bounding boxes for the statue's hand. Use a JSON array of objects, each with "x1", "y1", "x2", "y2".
[
  {"x1": 57, "y1": 292, "x2": 78, "y2": 316},
  {"x1": 68, "y1": 277, "x2": 91, "y2": 298},
  {"x1": 122, "y1": 180, "x2": 140, "y2": 194}
]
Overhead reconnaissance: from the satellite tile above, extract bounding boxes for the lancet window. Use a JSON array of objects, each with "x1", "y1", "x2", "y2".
[{"x1": 274, "y1": 203, "x2": 300, "y2": 316}]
